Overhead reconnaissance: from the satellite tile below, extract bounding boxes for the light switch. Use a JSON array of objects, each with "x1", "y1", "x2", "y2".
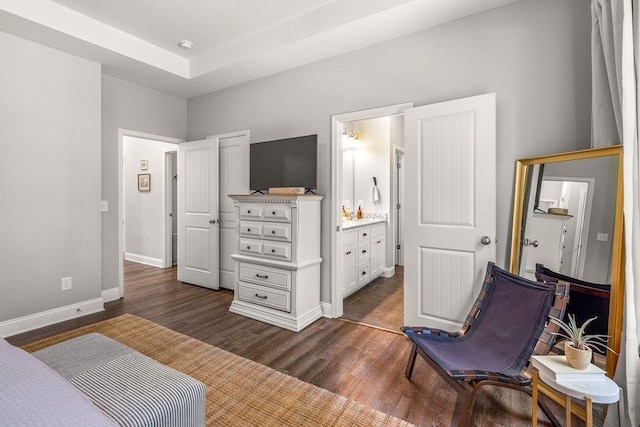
[
  {"x1": 597, "y1": 232, "x2": 608, "y2": 242},
  {"x1": 101, "y1": 201, "x2": 109, "y2": 212}
]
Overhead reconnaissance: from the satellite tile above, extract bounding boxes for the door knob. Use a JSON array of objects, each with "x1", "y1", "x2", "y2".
[
  {"x1": 523, "y1": 238, "x2": 539, "y2": 248},
  {"x1": 480, "y1": 236, "x2": 492, "y2": 245},
  {"x1": 209, "y1": 219, "x2": 215, "y2": 224}
]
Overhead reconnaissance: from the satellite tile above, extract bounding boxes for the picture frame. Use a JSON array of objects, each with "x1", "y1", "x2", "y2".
[
  {"x1": 138, "y1": 173, "x2": 151, "y2": 192},
  {"x1": 140, "y1": 159, "x2": 148, "y2": 170}
]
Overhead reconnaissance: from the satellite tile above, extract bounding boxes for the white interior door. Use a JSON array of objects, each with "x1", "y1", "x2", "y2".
[
  {"x1": 403, "y1": 93, "x2": 496, "y2": 329},
  {"x1": 214, "y1": 131, "x2": 249, "y2": 290},
  {"x1": 177, "y1": 139, "x2": 220, "y2": 289}
]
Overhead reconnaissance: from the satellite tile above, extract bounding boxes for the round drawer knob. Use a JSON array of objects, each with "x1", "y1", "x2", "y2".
[{"x1": 271, "y1": 230, "x2": 276, "y2": 234}]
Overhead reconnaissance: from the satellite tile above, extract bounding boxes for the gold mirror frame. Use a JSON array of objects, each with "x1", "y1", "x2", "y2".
[{"x1": 509, "y1": 145, "x2": 624, "y2": 377}]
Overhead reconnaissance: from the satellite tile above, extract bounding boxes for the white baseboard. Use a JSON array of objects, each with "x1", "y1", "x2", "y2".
[
  {"x1": 102, "y1": 286, "x2": 121, "y2": 303},
  {"x1": 124, "y1": 252, "x2": 163, "y2": 268},
  {"x1": 382, "y1": 266, "x2": 396, "y2": 278},
  {"x1": 0, "y1": 298, "x2": 104, "y2": 338},
  {"x1": 320, "y1": 302, "x2": 333, "y2": 318}
]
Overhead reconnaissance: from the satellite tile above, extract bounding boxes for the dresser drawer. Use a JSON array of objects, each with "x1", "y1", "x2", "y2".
[
  {"x1": 239, "y1": 222, "x2": 263, "y2": 238},
  {"x1": 239, "y1": 238, "x2": 263, "y2": 256},
  {"x1": 238, "y1": 282, "x2": 290, "y2": 312},
  {"x1": 239, "y1": 204, "x2": 263, "y2": 220},
  {"x1": 238, "y1": 263, "x2": 291, "y2": 291},
  {"x1": 262, "y1": 204, "x2": 291, "y2": 222},
  {"x1": 262, "y1": 241, "x2": 292, "y2": 261},
  {"x1": 262, "y1": 223, "x2": 291, "y2": 241}
]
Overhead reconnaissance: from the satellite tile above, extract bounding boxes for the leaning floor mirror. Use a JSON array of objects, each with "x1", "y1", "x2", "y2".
[{"x1": 509, "y1": 145, "x2": 623, "y2": 377}]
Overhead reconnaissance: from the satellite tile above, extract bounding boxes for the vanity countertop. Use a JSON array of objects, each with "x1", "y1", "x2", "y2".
[{"x1": 342, "y1": 217, "x2": 387, "y2": 230}]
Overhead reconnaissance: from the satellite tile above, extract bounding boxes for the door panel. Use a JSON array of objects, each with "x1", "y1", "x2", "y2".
[
  {"x1": 178, "y1": 139, "x2": 219, "y2": 289},
  {"x1": 216, "y1": 132, "x2": 249, "y2": 290},
  {"x1": 404, "y1": 93, "x2": 496, "y2": 329}
]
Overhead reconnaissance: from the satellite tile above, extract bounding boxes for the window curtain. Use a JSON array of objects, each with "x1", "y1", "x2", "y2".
[{"x1": 593, "y1": 1, "x2": 640, "y2": 426}]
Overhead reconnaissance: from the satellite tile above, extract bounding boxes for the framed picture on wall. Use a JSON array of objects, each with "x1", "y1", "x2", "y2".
[
  {"x1": 140, "y1": 159, "x2": 148, "y2": 170},
  {"x1": 138, "y1": 173, "x2": 151, "y2": 192}
]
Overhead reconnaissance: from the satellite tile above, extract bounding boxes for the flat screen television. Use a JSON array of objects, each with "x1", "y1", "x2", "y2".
[{"x1": 250, "y1": 134, "x2": 317, "y2": 192}]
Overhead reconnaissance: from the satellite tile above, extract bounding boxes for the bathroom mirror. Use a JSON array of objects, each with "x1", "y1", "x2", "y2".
[{"x1": 509, "y1": 145, "x2": 623, "y2": 376}]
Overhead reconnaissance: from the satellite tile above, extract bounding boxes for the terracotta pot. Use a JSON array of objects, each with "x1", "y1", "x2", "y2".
[{"x1": 564, "y1": 341, "x2": 592, "y2": 370}]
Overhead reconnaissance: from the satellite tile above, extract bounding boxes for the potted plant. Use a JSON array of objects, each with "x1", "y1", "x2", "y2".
[{"x1": 549, "y1": 314, "x2": 612, "y2": 370}]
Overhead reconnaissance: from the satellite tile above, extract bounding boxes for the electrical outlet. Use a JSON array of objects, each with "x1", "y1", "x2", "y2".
[{"x1": 61, "y1": 277, "x2": 72, "y2": 291}]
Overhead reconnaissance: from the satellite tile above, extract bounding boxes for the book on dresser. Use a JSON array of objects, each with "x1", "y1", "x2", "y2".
[{"x1": 530, "y1": 355, "x2": 606, "y2": 383}]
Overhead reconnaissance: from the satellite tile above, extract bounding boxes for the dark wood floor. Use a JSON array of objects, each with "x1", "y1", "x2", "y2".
[
  {"x1": 7, "y1": 261, "x2": 581, "y2": 427},
  {"x1": 342, "y1": 267, "x2": 404, "y2": 332}
]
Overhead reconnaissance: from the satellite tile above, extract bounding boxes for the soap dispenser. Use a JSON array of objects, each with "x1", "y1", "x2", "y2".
[
  {"x1": 356, "y1": 205, "x2": 363, "y2": 220},
  {"x1": 342, "y1": 205, "x2": 347, "y2": 218}
]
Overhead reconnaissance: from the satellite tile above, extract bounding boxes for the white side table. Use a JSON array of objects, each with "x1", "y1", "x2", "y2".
[{"x1": 531, "y1": 356, "x2": 620, "y2": 427}]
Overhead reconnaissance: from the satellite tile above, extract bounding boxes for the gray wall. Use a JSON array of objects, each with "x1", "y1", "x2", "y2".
[
  {"x1": 187, "y1": 0, "x2": 592, "y2": 303},
  {"x1": 102, "y1": 76, "x2": 187, "y2": 291},
  {"x1": 0, "y1": 31, "x2": 102, "y2": 321}
]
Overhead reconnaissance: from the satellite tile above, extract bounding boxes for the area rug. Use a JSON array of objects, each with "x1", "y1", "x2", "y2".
[{"x1": 22, "y1": 314, "x2": 413, "y2": 427}]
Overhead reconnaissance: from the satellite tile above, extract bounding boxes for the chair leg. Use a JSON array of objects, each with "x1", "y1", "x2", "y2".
[
  {"x1": 405, "y1": 343, "x2": 418, "y2": 379},
  {"x1": 455, "y1": 387, "x2": 481, "y2": 427}
]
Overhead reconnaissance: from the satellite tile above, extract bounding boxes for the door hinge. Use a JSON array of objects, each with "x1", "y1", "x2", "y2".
[
  {"x1": 397, "y1": 162, "x2": 401, "y2": 169},
  {"x1": 397, "y1": 203, "x2": 401, "y2": 209},
  {"x1": 337, "y1": 225, "x2": 340, "y2": 232},
  {"x1": 397, "y1": 244, "x2": 401, "y2": 250}
]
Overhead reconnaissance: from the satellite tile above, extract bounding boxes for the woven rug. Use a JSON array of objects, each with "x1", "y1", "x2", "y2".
[{"x1": 22, "y1": 314, "x2": 413, "y2": 427}]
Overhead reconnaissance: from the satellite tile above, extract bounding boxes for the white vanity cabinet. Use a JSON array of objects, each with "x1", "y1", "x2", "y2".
[
  {"x1": 229, "y1": 195, "x2": 323, "y2": 332},
  {"x1": 341, "y1": 222, "x2": 386, "y2": 298},
  {"x1": 340, "y1": 230, "x2": 358, "y2": 296},
  {"x1": 370, "y1": 224, "x2": 386, "y2": 279}
]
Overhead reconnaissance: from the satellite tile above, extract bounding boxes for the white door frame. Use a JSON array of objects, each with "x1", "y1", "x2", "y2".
[
  {"x1": 164, "y1": 150, "x2": 178, "y2": 268},
  {"x1": 330, "y1": 102, "x2": 413, "y2": 319},
  {"x1": 392, "y1": 146, "x2": 405, "y2": 266},
  {"x1": 117, "y1": 129, "x2": 184, "y2": 299}
]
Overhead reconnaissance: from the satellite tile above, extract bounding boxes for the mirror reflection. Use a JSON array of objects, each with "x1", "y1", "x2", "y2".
[{"x1": 518, "y1": 155, "x2": 619, "y2": 284}]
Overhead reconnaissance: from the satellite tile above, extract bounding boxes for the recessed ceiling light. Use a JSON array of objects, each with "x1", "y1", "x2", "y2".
[{"x1": 178, "y1": 40, "x2": 193, "y2": 50}]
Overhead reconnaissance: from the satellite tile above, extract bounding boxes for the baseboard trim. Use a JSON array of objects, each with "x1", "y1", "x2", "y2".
[
  {"x1": 320, "y1": 302, "x2": 332, "y2": 318},
  {"x1": 102, "y1": 286, "x2": 121, "y2": 303},
  {"x1": 382, "y1": 266, "x2": 396, "y2": 278},
  {"x1": 124, "y1": 252, "x2": 163, "y2": 268},
  {"x1": 0, "y1": 298, "x2": 105, "y2": 338}
]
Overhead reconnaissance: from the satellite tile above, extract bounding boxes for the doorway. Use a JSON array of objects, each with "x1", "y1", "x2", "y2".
[
  {"x1": 330, "y1": 103, "x2": 412, "y2": 330},
  {"x1": 119, "y1": 130, "x2": 182, "y2": 297}
]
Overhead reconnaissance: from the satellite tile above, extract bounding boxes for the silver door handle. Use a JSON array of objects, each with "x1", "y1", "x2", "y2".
[
  {"x1": 209, "y1": 219, "x2": 215, "y2": 224},
  {"x1": 480, "y1": 236, "x2": 492, "y2": 245},
  {"x1": 523, "y1": 238, "x2": 539, "y2": 248}
]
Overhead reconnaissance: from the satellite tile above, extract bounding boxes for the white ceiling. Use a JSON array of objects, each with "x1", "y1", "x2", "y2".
[{"x1": 0, "y1": 0, "x2": 521, "y2": 98}]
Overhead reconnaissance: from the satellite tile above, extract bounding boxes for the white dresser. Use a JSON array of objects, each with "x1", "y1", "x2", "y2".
[{"x1": 228, "y1": 194, "x2": 323, "y2": 332}]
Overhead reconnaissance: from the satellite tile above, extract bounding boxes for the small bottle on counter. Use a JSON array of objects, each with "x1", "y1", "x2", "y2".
[
  {"x1": 342, "y1": 205, "x2": 347, "y2": 218},
  {"x1": 356, "y1": 205, "x2": 363, "y2": 219}
]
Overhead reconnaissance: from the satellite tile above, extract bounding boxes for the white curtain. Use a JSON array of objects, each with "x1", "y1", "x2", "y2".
[{"x1": 593, "y1": 1, "x2": 640, "y2": 426}]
